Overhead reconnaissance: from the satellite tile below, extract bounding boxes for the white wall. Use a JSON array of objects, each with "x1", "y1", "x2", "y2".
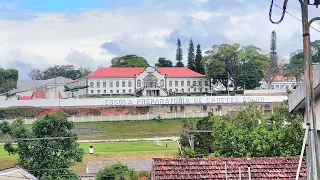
[
  {"x1": 166, "y1": 77, "x2": 210, "y2": 93},
  {"x1": 0, "y1": 96, "x2": 288, "y2": 108},
  {"x1": 87, "y1": 77, "x2": 135, "y2": 95},
  {"x1": 260, "y1": 80, "x2": 298, "y2": 90}
]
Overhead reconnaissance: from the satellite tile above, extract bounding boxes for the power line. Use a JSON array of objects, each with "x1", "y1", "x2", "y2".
[{"x1": 267, "y1": 0, "x2": 320, "y2": 33}]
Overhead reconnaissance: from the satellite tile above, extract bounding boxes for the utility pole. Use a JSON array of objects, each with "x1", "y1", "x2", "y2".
[
  {"x1": 227, "y1": 72, "x2": 230, "y2": 96},
  {"x1": 269, "y1": 0, "x2": 320, "y2": 179}
]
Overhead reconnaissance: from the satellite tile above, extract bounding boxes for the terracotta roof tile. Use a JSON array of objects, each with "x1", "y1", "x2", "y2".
[
  {"x1": 18, "y1": 96, "x2": 33, "y2": 100},
  {"x1": 33, "y1": 91, "x2": 46, "y2": 99},
  {"x1": 152, "y1": 156, "x2": 306, "y2": 179},
  {"x1": 86, "y1": 67, "x2": 205, "y2": 78}
]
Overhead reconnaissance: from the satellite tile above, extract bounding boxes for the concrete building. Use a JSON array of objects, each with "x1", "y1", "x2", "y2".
[
  {"x1": 7, "y1": 77, "x2": 74, "y2": 100},
  {"x1": 0, "y1": 166, "x2": 38, "y2": 180},
  {"x1": 259, "y1": 76, "x2": 298, "y2": 90},
  {"x1": 289, "y1": 64, "x2": 320, "y2": 118},
  {"x1": 83, "y1": 67, "x2": 209, "y2": 97}
]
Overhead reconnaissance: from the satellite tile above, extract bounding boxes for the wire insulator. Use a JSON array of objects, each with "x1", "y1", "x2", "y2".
[{"x1": 269, "y1": 0, "x2": 289, "y2": 24}]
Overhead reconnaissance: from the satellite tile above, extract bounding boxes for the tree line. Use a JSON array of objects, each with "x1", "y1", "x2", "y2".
[{"x1": 179, "y1": 101, "x2": 303, "y2": 158}]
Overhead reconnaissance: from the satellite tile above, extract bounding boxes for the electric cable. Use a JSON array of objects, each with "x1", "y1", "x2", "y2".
[
  {"x1": 269, "y1": 0, "x2": 289, "y2": 24},
  {"x1": 267, "y1": 0, "x2": 320, "y2": 33}
]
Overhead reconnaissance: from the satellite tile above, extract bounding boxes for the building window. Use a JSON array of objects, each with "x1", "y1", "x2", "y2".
[
  {"x1": 109, "y1": 81, "x2": 113, "y2": 87},
  {"x1": 199, "y1": 81, "x2": 202, "y2": 86},
  {"x1": 188, "y1": 88, "x2": 190, "y2": 92},
  {"x1": 187, "y1": 81, "x2": 190, "y2": 87},
  {"x1": 169, "y1": 81, "x2": 172, "y2": 87},
  {"x1": 110, "y1": 90, "x2": 113, "y2": 94},
  {"x1": 271, "y1": 85, "x2": 275, "y2": 89},
  {"x1": 97, "y1": 82, "x2": 100, "y2": 88},
  {"x1": 175, "y1": 81, "x2": 178, "y2": 86},
  {"x1": 275, "y1": 85, "x2": 279, "y2": 88},
  {"x1": 90, "y1": 82, "x2": 94, "y2": 88},
  {"x1": 181, "y1": 89, "x2": 184, "y2": 93},
  {"x1": 97, "y1": 90, "x2": 100, "y2": 94},
  {"x1": 194, "y1": 88, "x2": 196, "y2": 92},
  {"x1": 205, "y1": 88, "x2": 208, "y2": 92},
  {"x1": 137, "y1": 80, "x2": 141, "y2": 87},
  {"x1": 91, "y1": 90, "x2": 94, "y2": 94},
  {"x1": 103, "y1": 82, "x2": 106, "y2": 88},
  {"x1": 205, "y1": 81, "x2": 209, "y2": 86},
  {"x1": 280, "y1": 85, "x2": 284, "y2": 89},
  {"x1": 116, "y1": 90, "x2": 119, "y2": 93},
  {"x1": 103, "y1": 90, "x2": 106, "y2": 93},
  {"x1": 180, "y1": 106, "x2": 185, "y2": 112},
  {"x1": 128, "y1": 81, "x2": 132, "y2": 87},
  {"x1": 175, "y1": 88, "x2": 178, "y2": 92},
  {"x1": 122, "y1": 81, "x2": 126, "y2": 87},
  {"x1": 285, "y1": 85, "x2": 289, "y2": 89},
  {"x1": 123, "y1": 89, "x2": 125, "y2": 94},
  {"x1": 116, "y1": 81, "x2": 120, "y2": 87},
  {"x1": 181, "y1": 81, "x2": 184, "y2": 86},
  {"x1": 129, "y1": 89, "x2": 132, "y2": 93},
  {"x1": 200, "y1": 88, "x2": 202, "y2": 92},
  {"x1": 160, "y1": 79, "x2": 164, "y2": 87},
  {"x1": 193, "y1": 81, "x2": 196, "y2": 86}
]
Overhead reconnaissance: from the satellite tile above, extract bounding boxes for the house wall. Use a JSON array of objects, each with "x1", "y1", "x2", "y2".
[
  {"x1": 85, "y1": 68, "x2": 210, "y2": 96},
  {"x1": 260, "y1": 80, "x2": 298, "y2": 90}
]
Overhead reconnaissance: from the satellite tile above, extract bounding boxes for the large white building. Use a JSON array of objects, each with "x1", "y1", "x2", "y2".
[
  {"x1": 82, "y1": 67, "x2": 210, "y2": 96},
  {"x1": 259, "y1": 76, "x2": 299, "y2": 90}
]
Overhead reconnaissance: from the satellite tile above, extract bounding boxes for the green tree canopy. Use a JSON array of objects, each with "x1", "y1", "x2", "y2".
[
  {"x1": 95, "y1": 162, "x2": 137, "y2": 180},
  {"x1": 187, "y1": 39, "x2": 196, "y2": 71},
  {"x1": 111, "y1": 55, "x2": 149, "y2": 68},
  {"x1": 195, "y1": 43, "x2": 205, "y2": 74},
  {"x1": 175, "y1": 38, "x2": 184, "y2": 67},
  {"x1": 155, "y1": 57, "x2": 173, "y2": 67},
  {"x1": 203, "y1": 44, "x2": 269, "y2": 90},
  {"x1": 2, "y1": 111, "x2": 84, "y2": 179},
  {"x1": 180, "y1": 102, "x2": 303, "y2": 158},
  {"x1": 28, "y1": 65, "x2": 91, "y2": 80},
  {"x1": 0, "y1": 68, "x2": 19, "y2": 93}
]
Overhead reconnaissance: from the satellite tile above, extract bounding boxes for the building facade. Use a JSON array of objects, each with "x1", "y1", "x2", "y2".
[
  {"x1": 83, "y1": 67, "x2": 210, "y2": 96},
  {"x1": 259, "y1": 76, "x2": 299, "y2": 90}
]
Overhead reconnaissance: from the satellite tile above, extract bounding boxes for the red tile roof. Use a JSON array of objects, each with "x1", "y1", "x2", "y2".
[
  {"x1": 273, "y1": 76, "x2": 296, "y2": 81},
  {"x1": 18, "y1": 96, "x2": 33, "y2": 100},
  {"x1": 152, "y1": 156, "x2": 306, "y2": 179},
  {"x1": 86, "y1": 67, "x2": 205, "y2": 78},
  {"x1": 32, "y1": 91, "x2": 46, "y2": 99}
]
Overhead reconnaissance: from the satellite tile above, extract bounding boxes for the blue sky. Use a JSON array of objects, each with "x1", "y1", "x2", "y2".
[{"x1": 0, "y1": 0, "x2": 320, "y2": 79}]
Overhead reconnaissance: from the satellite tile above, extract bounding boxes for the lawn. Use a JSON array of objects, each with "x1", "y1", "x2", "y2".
[
  {"x1": 75, "y1": 118, "x2": 196, "y2": 140},
  {"x1": 0, "y1": 141, "x2": 178, "y2": 173}
]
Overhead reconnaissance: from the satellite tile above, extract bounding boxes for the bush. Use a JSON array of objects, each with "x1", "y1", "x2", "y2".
[
  {"x1": 95, "y1": 162, "x2": 137, "y2": 180},
  {"x1": 230, "y1": 92, "x2": 236, "y2": 96},
  {"x1": 137, "y1": 171, "x2": 150, "y2": 179},
  {"x1": 153, "y1": 115, "x2": 162, "y2": 122},
  {"x1": 63, "y1": 108, "x2": 78, "y2": 115},
  {"x1": 87, "y1": 108, "x2": 101, "y2": 115},
  {"x1": 0, "y1": 107, "x2": 44, "y2": 118}
]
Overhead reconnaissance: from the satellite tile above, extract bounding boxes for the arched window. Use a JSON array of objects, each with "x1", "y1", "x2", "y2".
[
  {"x1": 137, "y1": 80, "x2": 141, "y2": 87},
  {"x1": 160, "y1": 79, "x2": 164, "y2": 87}
]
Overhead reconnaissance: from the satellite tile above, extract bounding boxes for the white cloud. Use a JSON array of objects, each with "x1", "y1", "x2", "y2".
[{"x1": 0, "y1": 0, "x2": 318, "y2": 80}]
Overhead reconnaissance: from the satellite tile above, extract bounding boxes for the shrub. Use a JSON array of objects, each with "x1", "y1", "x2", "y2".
[
  {"x1": 137, "y1": 171, "x2": 150, "y2": 179},
  {"x1": 63, "y1": 108, "x2": 78, "y2": 115},
  {"x1": 230, "y1": 92, "x2": 236, "y2": 96},
  {"x1": 87, "y1": 108, "x2": 101, "y2": 115},
  {"x1": 95, "y1": 162, "x2": 137, "y2": 180}
]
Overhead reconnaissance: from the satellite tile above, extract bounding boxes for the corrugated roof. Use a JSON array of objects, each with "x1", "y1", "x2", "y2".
[
  {"x1": 86, "y1": 67, "x2": 205, "y2": 78},
  {"x1": 0, "y1": 166, "x2": 38, "y2": 180},
  {"x1": 87, "y1": 160, "x2": 152, "y2": 174},
  {"x1": 33, "y1": 91, "x2": 46, "y2": 99},
  {"x1": 18, "y1": 96, "x2": 33, "y2": 100},
  {"x1": 17, "y1": 80, "x2": 46, "y2": 89},
  {"x1": 152, "y1": 156, "x2": 306, "y2": 179},
  {"x1": 39, "y1": 76, "x2": 73, "y2": 86}
]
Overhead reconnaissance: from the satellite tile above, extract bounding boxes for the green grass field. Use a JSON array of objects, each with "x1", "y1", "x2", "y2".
[
  {"x1": 0, "y1": 141, "x2": 178, "y2": 172},
  {"x1": 75, "y1": 118, "x2": 196, "y2": 140}
]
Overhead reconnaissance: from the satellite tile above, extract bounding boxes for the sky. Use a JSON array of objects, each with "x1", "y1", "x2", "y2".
[{"x1": 0, "y1": 0, "x2": 320, "y2": 80}]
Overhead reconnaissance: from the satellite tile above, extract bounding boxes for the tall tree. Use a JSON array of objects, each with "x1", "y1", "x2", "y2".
[
  {"x1": 195, "y1": 43, "x2": 205, "y2": 74},
  {"x1": 28, "y1": 65, "x2": 91, "y2": 80},
  {"x1": 175, "y1": 38, "x2": 184, "y2": 67},
  {"x1": 264, "y1": 31, "x2": 281, "y2": 89},
  {"x1": 155, "y1": 57, "x2": 173, "y2": 67},
  {"x1": 187, "y1": 39, "x2": 196, "y2": 71},
  {"x1": 27, "y1": 68, "x2": 43, "y2": 80},
  {"x1": 203, "y1": 44, "x2": 269, "y2": 90},
  {"x1": 0, "y1": 68, "x2": 18, "y2": 93},
  {"x1": 111, "y1": 55, "x2": 149, "y2": 68},
  {"x1": 3, "y1": 111, "x2": 84, "y2": 179}
]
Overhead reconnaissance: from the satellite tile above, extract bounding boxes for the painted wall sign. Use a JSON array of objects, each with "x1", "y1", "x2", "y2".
[{"x1": 104, "y1": 96, "x2": 288, "y2": 106}]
